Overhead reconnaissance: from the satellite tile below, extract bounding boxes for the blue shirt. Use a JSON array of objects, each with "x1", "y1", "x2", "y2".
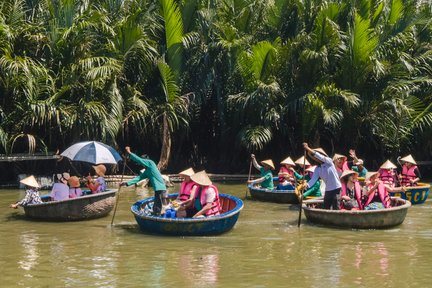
[{"x1": 307, "y1": 152, "x2": 341, "y2": 191}]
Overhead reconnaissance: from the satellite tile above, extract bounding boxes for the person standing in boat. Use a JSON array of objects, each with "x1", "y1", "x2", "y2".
[
  {"x1": 10, "y1": 176, "x2": 42, "y2": 208},
  {"x1": 50, "y1": 173, "x2": 70, "y2": 201},
  {"x1": 277, "y1": 157, "x2": 296, "y2": 189},
  {"x1": 176, "y1": 168, "x2": 199, "y2": 218},
  {"x1": 399, "y1": 155, "x2": 421, "y2": 187},
  {"x1": 292, "y1": 166, "x2": 321, "y2": 198},
  {"x1": 191, "y1": 171, "x2": 221, "y2": 217},
  {"x1": 120, "y1": 146, "x2": 167, "y2": 216},
  {"x1": 348, "y1": 149, "x2": 368, "y2": 178},
  {"x1": 248, "y1": 155, "x2": 275, "y2": 190},
  {"x1": 303, "y1": 143, "x2": 341, "y2": 210},
  {"x1": 363, "y1": 171, "x2": 391, "y2": 210},
  {"x1": 86, "y1": 164, "x2": 106, "y2": 193},
  {"x1": 339, "y1": 170, "x2": 363, "y2": 210}
]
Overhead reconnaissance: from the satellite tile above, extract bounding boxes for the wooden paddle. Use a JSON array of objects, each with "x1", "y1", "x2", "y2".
[
  {"x1": 244, "y1": 160, "x2": 253, "y2": 199},
  {"x1": 110, "y1": 157, "x2": 127, "y2": 226},
  {"x1": 297, "y1": 150, "x2": 307, "y2": 228}
]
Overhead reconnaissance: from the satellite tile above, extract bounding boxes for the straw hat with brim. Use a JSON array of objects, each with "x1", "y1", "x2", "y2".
[
  {"x1": 354, "y1": 159, "x2": 364, "y2": 165},
  {"x1": 260, "y1": 159, "x2": 275, "y2": 170},
  {"x1": 380, "y1": 160, "x2": 397, "y2": 170},
  {"x1": 332, "y1": 153, "x2": 347, "y2": 162},
  {"x1": 93, "y1": 164, "x2": 106, "y2": 176},
  {"x1": 306, "y1": 166, "x2": 316, "y2": 173},
  {"x1": 365, "y1": 171, "x2": 379, "y2": 181},
  {"x1": 400, "y1": 154, "x2": 417, "y2": 165},
  {"x1": 190, "y1": 170, "x2": 212, "y2": 186},
  {"x1": 179, "y1": 168, "x2": 195, "y2": 177},
  {"x1": 280, "y1": 157, "x2": 295, "y2": 166},
  {"x1": 340, "y1": 170, "x2": 358, "y2": 180},
  {"x1": 312, "y1": 148, "x2": 328, "y2": 157},
  {"x1": 20, "y1": 175, "x2": 40, "y2": 188},
  {"x1": 68, "y1": 176, "x2": 80, "y2": 188},
  {"x1": 295, "y1": 156, "x2": 311, "y2": 167}
]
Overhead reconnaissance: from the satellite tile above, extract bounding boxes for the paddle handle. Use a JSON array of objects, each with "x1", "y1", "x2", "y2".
[
  {"x1": 110, "y1": 158, "x2": 127, "y2": 226},
  {"x1": 297, "y1": 150, "x2": 307, "y2": 228},
  {"x1": 245, "y1": 160, "x2": 253, "y2": 199}
]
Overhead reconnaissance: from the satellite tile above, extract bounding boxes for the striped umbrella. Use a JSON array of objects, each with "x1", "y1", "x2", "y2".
[{"x1": 61, "y1": 141, "x2": 122, "y2": 164}]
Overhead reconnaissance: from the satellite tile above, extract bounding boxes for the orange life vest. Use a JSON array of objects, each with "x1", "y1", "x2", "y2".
[
  {"x1": 340, "y1": 181, "x2": 363, "y2": 210},
  {"x1": 379, "y1": 169, "x2": 395, "y2": 187},
  {"x1": 401, "y1": 165, "x2": 418, "y2": 187},
  {"x1": 364, "y1": 182, "x2": 391, "y2": 208},
  {"x1": 179, "y1": 181, "x2": 197, "y2": 202},
  {"x1": 195, "y1": 184, "x2": 221, "y2": 216},
  {"x1": 278, "y1": 166, "x2": 293, "y2": 183}
]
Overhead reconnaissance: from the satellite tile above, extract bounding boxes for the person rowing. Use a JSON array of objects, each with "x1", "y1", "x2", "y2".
[
  {"x1": 120, "y1": 146, "x2": 167, "y2": 216},
  {"x1": 399, "y1": 154, "x2": 421, "y2": 187},
  {"x1": 247, "y1": 154, "x2": 275, "y2": 190},
  {"x1": 10, "y1": 176, "x2": 42, "y2": 209},
  {"x1": 303, "y1": 143, "x2": 341, "y2": 210}
]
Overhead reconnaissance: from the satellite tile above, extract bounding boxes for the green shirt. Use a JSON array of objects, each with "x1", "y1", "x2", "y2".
[
  {"x1": 352, "y1": 166, "x2": 368, "y2": 178},
  {"x1": 126, "y1": 153, "x2": 167, "y2": 191},
  {"x1": 259, "y1": 167, "x2": 274, "y2": 189},
  {"x1": 293, "y1": 171, "x2": 321, "y2": 197}
]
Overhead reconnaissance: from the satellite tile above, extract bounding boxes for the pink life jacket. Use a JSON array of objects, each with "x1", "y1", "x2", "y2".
[
  {"x1": 364, "y1": 182, "x2": 391, "y2": 208},
  {"x1": 336, "y1": 161, "x2": 349, "y2": 174},
  {"x1": 179, "y1": 181, "x2": 197, "y2": 202},
  {"x1": 379, "y1": 169, "x2": 395, "y2": 187},
  {"x1": 278, "y1": 166, "x2": 293, "y2": 183},
  {"x1": 401, "y1": 165, "x2": 418, "y2": 187},
  {"x1": 340, "y1": 181, "x2": 363, "y2": 210},
  {"x1": 196, "y1": 184, "x2": 221, "y2": 216}
]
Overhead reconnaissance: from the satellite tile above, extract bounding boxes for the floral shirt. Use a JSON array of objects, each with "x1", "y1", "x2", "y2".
[{"x1": 17, "y1": 189, "x2": 42, "y2": 206}]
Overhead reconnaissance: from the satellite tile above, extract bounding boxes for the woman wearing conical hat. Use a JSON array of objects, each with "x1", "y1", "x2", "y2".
[
  {"x1": 247, "y1": 154, "x2": 275, "y2": 190},
  {"x1": 333, "y1": 153, "x2": 349, "y2": 176},
  {"x1": 363, "y1": 171, "x2": 391, "y2": 210},
  {"x1": 190, "y1": 171, "x2": 221, "y2": 217},
  {"x1": 277, "y1": 156, "x2": 295, "y2": 190},
  {"x1": 176, "y1": 168, "x2": 199, "y2": 218},
  {"x1": 399, "y1": 154, "x2": 421, "y2": 187},
  {"x1": 378, "y1": 160, "x2": 397, "y2": 188},
  {"x1": 10, "y1": 176, "x2": 43, "y2": 209}
]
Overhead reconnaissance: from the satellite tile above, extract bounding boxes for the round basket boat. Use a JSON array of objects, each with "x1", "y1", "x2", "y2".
[
  {"x1": 389, "y1": 183, "x2": 430, "y2": 205},
  {"x1": 248, "y1": 184, "x2": 298, "y2": 204},
  {"x1": 131, "y1": 193, "x2": 243, "y2": 236},
  {"x1": 23, "y1": 190, "x2": 117, "y2": 221},
  {"x1": 302, "y1": 198, "x2": 411, "y2": 229}
]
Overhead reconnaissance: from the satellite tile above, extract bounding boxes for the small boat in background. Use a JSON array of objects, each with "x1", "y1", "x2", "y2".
[
  {"x1": 389, "y1": 183, "x2": 430, "y2": 205},
  {"x1": 131, "y1": 193, "x2": 243, "y2": 236},
  {"x1": 248, "y1": 184, "x2": 299, "y2": 204},
  {"x1": 302, "y1": 198, "x2": 411, "y2": 229},
  {"x1": 23, "y1": 190, "x2": 117, "y2": 221}
]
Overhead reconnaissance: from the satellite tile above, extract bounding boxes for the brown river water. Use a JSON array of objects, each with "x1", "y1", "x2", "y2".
[{"x1": 1, "y1": 182, "x2": 432, "y2": 287}]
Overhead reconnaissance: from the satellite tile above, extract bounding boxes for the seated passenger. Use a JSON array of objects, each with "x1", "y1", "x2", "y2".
[
  {"x1": 86, "y1": 164, "x2": 106, "y2": 193},
  {"x1": 50, "y1": 173, "x2": 70, "y2": 201},
  {"x1": 277, "y1": 157, "x2": 295, "y2": 189},
  {"x1": 378, "y1": 160, "x2": 404, "y2": 192},
  {"x1": 190, "y1": 171, "x2": 221, "y2": 217},
  {"x1": 399, "y1": 154, "x2": 421, "y2": 187},
  {"x1": 176, "y1": 168, "x2": 199, "y2": 218},
  {"x1": 295, "y1": 156, "x2": 311, "y2": 170},
  {"x1": 294, "y1": 166, "x2": 322, "y2": 198},
  {"x1": 10, "y1": 175, "x2": 42, "y2": 208},
  {"x1": 68, "y1": 176, "x2": 83, "y2": 198},
  {"x1": 348, "y1": 149, "x2": 368, "y2": 177},
  {"x1": 363, "y1": 171, "x2": 391, "y2": 210},
  {"x1": 247, "y1": 154, "x2": 275, "y2": 190},
  {"x1": 340, "y1": 170, "x2": 363, "y2": 210},
  {"x1": 333, "y1": 154, "x2": 349, "y2": 176}
]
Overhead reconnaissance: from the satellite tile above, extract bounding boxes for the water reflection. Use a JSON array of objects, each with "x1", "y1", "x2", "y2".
[
  {"x1": 179, "y1": 254, "x2": 220, "y2": 286},
  {"x1": 18, "y1": 232, "x2": 40, "y2": 272}
]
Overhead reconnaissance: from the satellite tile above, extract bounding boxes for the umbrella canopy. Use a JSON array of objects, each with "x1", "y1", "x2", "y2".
[{"x1": 61, "y1": 141, "x2": 122, "y2": 164}]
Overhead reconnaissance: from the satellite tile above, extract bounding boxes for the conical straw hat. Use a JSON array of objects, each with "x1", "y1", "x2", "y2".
[
  {"x1": 365, "y1": 171, "x2": 379, "y2": 181},
  {"x1": 20, "y1": 175, "x2": 40, "y2": 188},
  {"x1": 280, "y1": 157, "x2": 295, "y2": 166},
  {"x1": 380, "y1": 160, "x2": 397, "y2": 170},
  {"x1": 332, "y1": 153, "x2": 347, "y2": 162},
  {"x1": 340, "y1": 170, "x2": 358, "y2": 180},
  {"x1": 306, "y1": 166, "x2": 316, "y2": 173},
  {"x1": 295, "y1": 156, "x2": 310, "y2": 166},
  {"x1": 400, "y1": 154, "x2": 416, "y2": 165},
  {"x1": 190, "y1": 170, "x2": 212, "y2": 186},
  {"x1": 312, "y1": 148, "x2": 328, "y2": 157},
  {"x1": 178, "y1": 168, "x2": 195, "y2": 177},
  {"x1": 92, "y1": 164, "x2": 106, "y2": 176},
  {"x1": 260, "y1": 159, "x2": 275, "y2": 170}
]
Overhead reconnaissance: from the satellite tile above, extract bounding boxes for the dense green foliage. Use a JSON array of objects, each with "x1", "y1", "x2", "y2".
[{"x1": 0, "y1": 0, "x2": 431, "y2": 172}]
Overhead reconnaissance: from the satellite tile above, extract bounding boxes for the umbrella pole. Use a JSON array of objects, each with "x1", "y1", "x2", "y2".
[{"x1": 111, "y1": 158, "x2": 127, "y2": 226}]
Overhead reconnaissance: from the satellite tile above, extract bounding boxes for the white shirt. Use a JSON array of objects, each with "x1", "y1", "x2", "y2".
[
  {"x1": 205, "y1": 187, "x2": 216, "y2": 203},
  {"x1": 307, "y1": 152, "x2": 341, "y2": 191}
]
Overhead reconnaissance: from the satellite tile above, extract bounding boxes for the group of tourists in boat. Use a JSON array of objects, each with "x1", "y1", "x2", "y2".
[
  {"x1": 9, "y1": 164, "x2": 107, "y2": 209},
  {"x1": 119, "y1": 146, "x2": 221, "y2": 218},
  {"x1": 248, "y1": 142, "x2": 422, "y2": 211}
]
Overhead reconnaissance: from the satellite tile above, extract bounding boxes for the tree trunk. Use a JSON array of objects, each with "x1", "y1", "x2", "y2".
[{"x1": 157, "y1": 114, "x2": 171, "y2": 171}]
